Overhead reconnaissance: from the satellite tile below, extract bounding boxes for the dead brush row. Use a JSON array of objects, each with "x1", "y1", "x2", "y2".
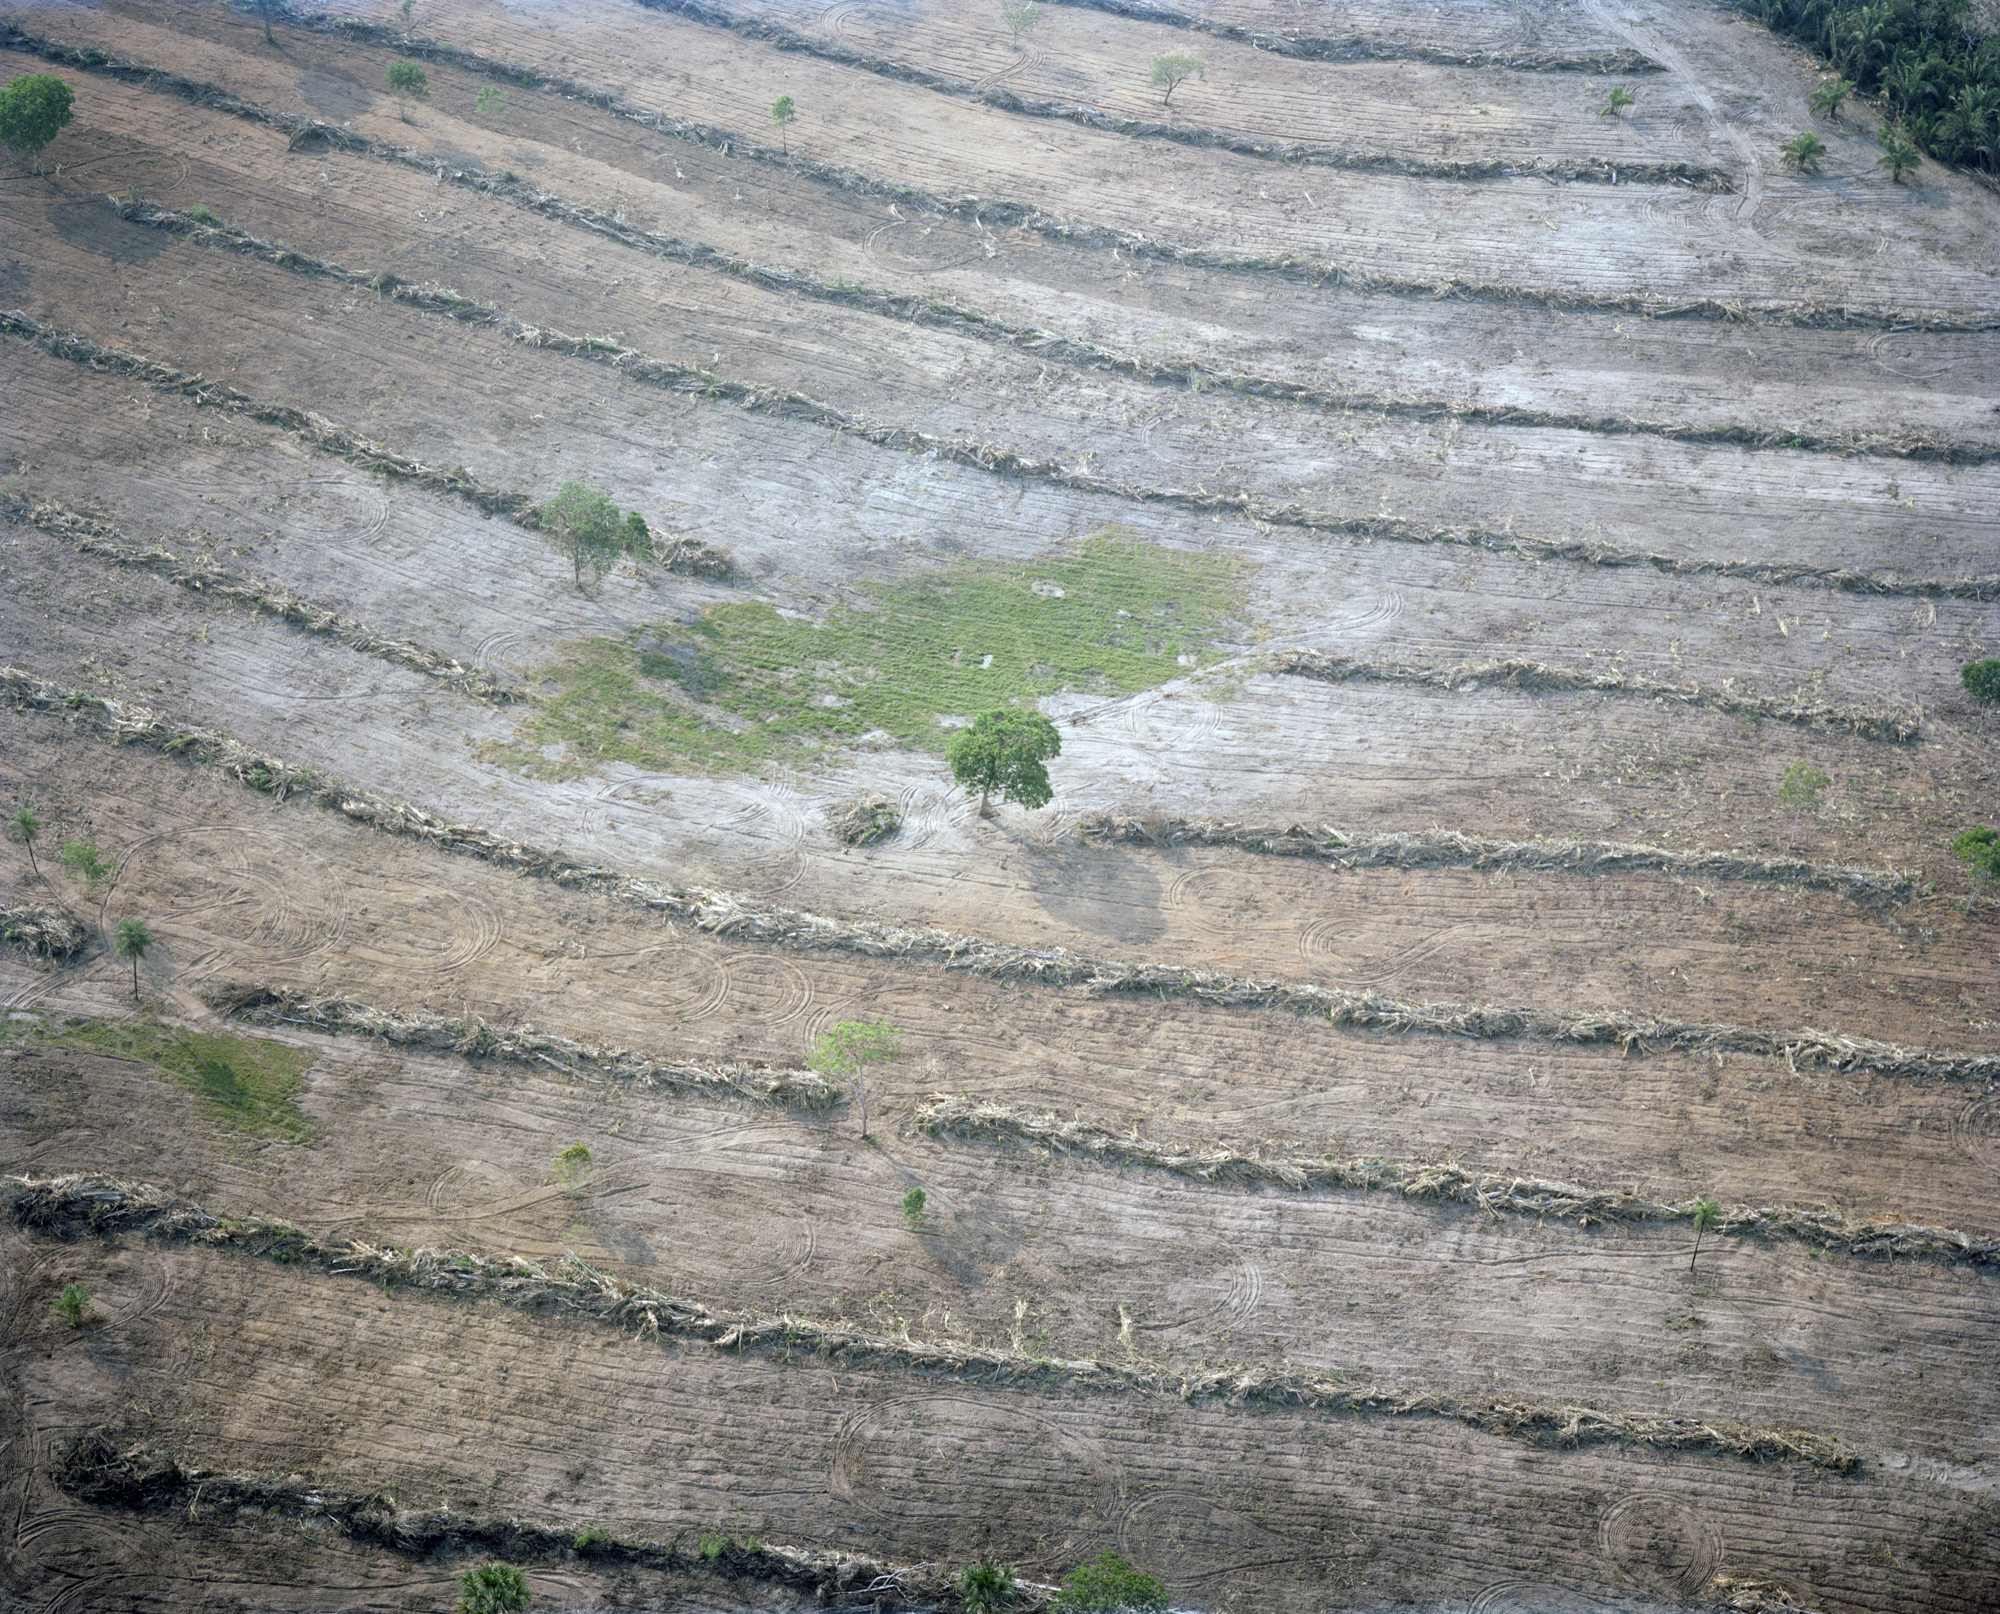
[
  {"x1": 1278, "y1": 648, "x2": 1922, "y2": 744},
  {"x1": 52, "y1": 1429, "x2": 961, "y2": 1611},
  {"x1": 5, "y1": 1173, "x2": 1860, "y2": 1470},
  {"x1": 6, "y1": 21, "x2": 1988, "y2": 335},
  {"x1": 1077, "y1": 815, "x2": 1923, "y2": 910},
  {"x1": 1034, "y1": 0, "x2": 1665, "y2": 75},
  {"x1": 0, "y1": 904, "x2": 90, "y2": 960},
  {"x1": 6, "y1": 665, "x2": 1995, "y2": 1086},
  {"x1": 3, "y1": 494, "x2": 524, "y2": 704},
  {"x1": 625, "y1": 0, "x2": 1728, "y2": 189},
  {"x1": 215, "y1": 986, "x2": 841, "y2": 1109},
  {"x1": 913, "y1": 1095, "x2": 2000, "y2": 1265},
  {"x1": 43, "y1": 203, "x2": 1999, "y2": 608},
  {"x1": 0, "y1": 309, "x2": 733, "y2": 580}
]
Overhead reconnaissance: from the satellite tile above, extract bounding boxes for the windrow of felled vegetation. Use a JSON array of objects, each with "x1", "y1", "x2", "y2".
[{"x1": 1741, "y1": 0, "x2": 2000, "y2": 176}]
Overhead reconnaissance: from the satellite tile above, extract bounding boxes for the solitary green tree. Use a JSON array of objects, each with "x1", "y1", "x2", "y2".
[
  {"x1": 10, "y1": 806, "x2": 42, "y2": 882},
  {"x1": 0, "y1": 75, "x2": 76, "y2": 172},
  {"x1": 540, "y1": 482, "x2": 624, "y2": 588},
  {"x1": 1952, "y1": 826, "x2": 2000, "y2": 909},
  {"x1": 1689, "y1": 1198, "x2": 1721, "y2": 1272},
  {"x1": 949, "y1": 709, "x2": 1060, "y2": 817},
  {"x1": 771, "y1": 93, "x2": 796, "y2": 152},
  {"x1": 1876, "y1": 122, "x2": 1921, "y2": 183},
  {"x1": 1809, "y1": 75, "x2": 1855, "y2": 119},
  {"x1": 900, "y1": 1184, "x2": 927, "y2": 1229},
  {"x1": 1147, "y1": 53, "x2": 1205, "y2": 107},
  {"x1": 1599, "y1": 84, "x2": 1635, "y2": 117},
  {"x1": 385, "y1": 60, "x2": 428, "y2": 122},
  {"x1": 999, "y1": 0, "x2": 1043, "y2": 40},
  {"x1": 56, "y1": 1282, "x2": 90, "y2": 1328},
  {"x1": 1777, "y1": 760, "x2": 1830, "y2": 849},
  {"x1": 113, "y1": 917, "x2": 152, "y2": 997},
  {"x1": 806, "y1": 1019, "x2": 900, "y2": 1139},
  {"x1": 456, "y1": 1563, "x2": 530, "y2": 1614},
  {"x1": 1780, "y1": 131, "x2": 1827, "y2": 173}
]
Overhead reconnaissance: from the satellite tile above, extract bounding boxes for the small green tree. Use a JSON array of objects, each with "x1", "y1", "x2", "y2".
[
  {"x1": 1809, "y1": 75, "x2": 1855, "y2": 119},
  {"x1": 113, "y1": 917, "x2": 152, "y2": 997},
  {"x1": 1599, "y1": 84, "x2": 1635, "y2": 117},
  {"x1": 475, "y1": 84, "x2": 509, "y2": 119},
  {"x1": 1952, "y1": 826, "x2": 2000, "y2": 908},
  {"x1": 11, "y1": 805, "x2": 42, "y2": 882},
  {"x1": 1877, "y1": 122, "x2": 1921, "y2": 183},
  {"x1": 1963, "y1": 659, "x2": 2000, "y2": 705},
  {"x1": 1777, "y1": 761, "x2": 1830, "y2": 849},
  {"x1": 960, "y1": 1559, "x2": 1019, "y2": 1614},
  {"x1": 1147, "y1": 53, "x2": 1205, "y2": 107},
  {"x1": 0, "y1": 75, "x2": 76, "y2": 172},
  {"x1": 1055, "y1": 1552, "x2": 1168, "y2": 1613},
  {"x1": 1688, "y1": 1199, "x2": 1720, "y2": 1271},
  {"x1": 1780, "y1": 131, "x2": 1827, "y2": 173},
  {"x1": 948, "y1": 709, "x2": 1061, "y2": 817},
  {"x1": 385, "y1": 60, "x2": 428, "y2": 122},
  {"x1": 56, "y1": 1282, "x2": 90, "y2": 1328},
  {"x1": 999, "y1": 0, "x2": 1043, "y2": 40},
  {"x1": 622, "y1": 510, "x2": 650, "y2": 552},
  {"x1": 59, "y1": 838, "x2": 113, "y2": 893},
  {"x1": 901, "y1": 1185, "x2": 927, "y2": 1229},
  {"x1": 807, "y1": 1020, "x2": 901, "y2": 1139},
  {"x1": 456, "y1": 1563, "x2": 529, "y2": 1614},
  {"x1": 771, "y1": 94, "x2": 796, "y2": 152},
  {"x1": 540, "y1": 482, "x2": 624, "y2": 588}
]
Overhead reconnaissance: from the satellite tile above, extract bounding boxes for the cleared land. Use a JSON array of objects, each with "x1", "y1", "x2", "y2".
[{"x1": 1, "y1": 0, "x2": 1996, "y2": 1611}]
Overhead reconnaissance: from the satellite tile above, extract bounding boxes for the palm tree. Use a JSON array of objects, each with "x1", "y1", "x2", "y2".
[
  {"x1": 11, "y1": 806, "x2": 42, "y2": 882},
  {"x1": 113, "y1": 917, "x2": 152, "y2": 997}
]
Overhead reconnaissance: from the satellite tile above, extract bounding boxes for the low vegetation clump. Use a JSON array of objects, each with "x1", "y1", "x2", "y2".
[
  {"x1": 829, "y1": 797, "x2": 902, "y2": 845},
  {"x1": 1778, "y1": 760, "x2": 1831, "y2": 848},
  {"x1": 56, "y1": 1282, "x2": 90, "y2": 1328},
  {"x1": 497, "y1": 532, "x2": 1238, "y2": 777},
  {"x1": 2, "y1": 1017, "x2": 313, "y2": 1140},
  {"x1": 456, "y1": 1563, "x2": 529, "y2": 1614},
  {"x1": 1963, "y1": 658, "x2": 2000, "y2": 705},
  {"x1": 58, "y1": 837, "x2": 113, "y2": 893},
  {"x1": 1878, "y1": 121, "x2": 1923, "y2": 179},
  {"x1": 474, "y1": 84, "x2": 508, "y2": 119},
  {"x1": 1055, "y1": 1552, "x2": 1168, "y2": 1612},
  {"x1": 1952, "y1": 826, "x2": 2000, "y2": 906},
  {"x1": 1809, "y1": 73, "x2": 1855, "y2": 117},
  {"x1": 1780, "y1": 131, "x2": 1828, "y2": 171},
  {"x1": 554, "y1": 1141, "x2": 593, "y2": 1194},
  {"x1": 901, "y1": 1185, "x2": 927, "y2": 1229},
  {"x1": 960, "y1": 1558, "x2": 1019, "y2": 1614}
]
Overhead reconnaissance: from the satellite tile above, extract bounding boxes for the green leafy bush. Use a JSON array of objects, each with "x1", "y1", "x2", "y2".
[
  {"x1": 456, "y1": 1563, "x2": 529, "y2": 1614},
  {"x1": 540, "y1": 482, "x2": 624, "y2": 588},
  {"x1": 1780, "y1": 131, "x2": 1828, "y2": 171},
  {"x1": 960, "y1": 1559, "x2": 1018, "y2": 1614},
  {"x1": 1600, "y1": 84, "x2": 1636, "y2": 116},
  {"x1": 1952, "y1": 825, "x2": 2000, "y2": 904},
  {"x1": 1809, "y1": 74, "x2": 1855, "y2": 117},
  {"x1": 1877, "y1": 121, "x2": 1922, "y2": 179},
  {"x1": 58, "y1": 838, "x2": 113, "y2": 892},
  {"x1": 1055, "y1": 1552, "x2": 1167, "y2": 1612},
  {"x1": 56, "y1": 1282, "x2": 90, "y2": 1327},
  {"x1": 1961, "y1": 659, "x2": 2000, "y2": 705},
  {"x1": 901, "y1": 1185, "x2": 927, "y2": 1229}
]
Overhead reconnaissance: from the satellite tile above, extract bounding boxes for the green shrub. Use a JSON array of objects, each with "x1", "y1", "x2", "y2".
[
  {"x1": 56, "y1": 1282, "x2": 89, "y2": 1327},
  {"x1": 540, "y1": 482, "x2": 624, "y2": 588},
  {"x1": 188, "y1": 203, "x2": 223, "y2": 226},
  {"x1": 456, "y1": 1563, "x2": 529, "y2": 1614},
  {"x1": 1809, "y1": 74, "x2": 1854, "y2": 117},
  {"x1": 622, "y1": 510, "x2": 650, "y2": 552},
  {"x1": 1600, "y1": 84, "x2": 1635, "y2": 116},
  {"x1": 1055, "y1": 1552, "x2": 1167, "y2": 1612},
  {"x1": 1953, "y1": 826, "x2": 2000, "y2": 905},
  {"x1": 58, "y1": 838, "x2": 113, "y2": 892},
  {"x1": 554, "y1": 1141, "x2": 592, "y2": 1193},
  {"x1": 475, "y1": 84, "x2": 508, "y2": 118},
  {"x1": 1877, "y1": 121, "x2": 1921, "y2": 180},
  {"x1": 960, "y1": 1559, "x2": 1018, "y2": 1614},
  {"x1": 1780, "y1": 131, "x2": 1828, "y2": 172},
  {"x1": 901, "y1": 1185, "x2": 927, "y2": 1229},
  {"x1": 1962, "y1": 659, "x2": 2000, "y2": 705}
]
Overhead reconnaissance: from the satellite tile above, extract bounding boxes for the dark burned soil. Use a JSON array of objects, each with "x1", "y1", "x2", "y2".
[{"x1": 1, "y1": 0, "x2": 1997, "y2": 1610}]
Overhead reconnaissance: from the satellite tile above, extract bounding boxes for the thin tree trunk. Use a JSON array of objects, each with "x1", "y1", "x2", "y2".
[{"x1": 1689, "y1": 1224, "x2": 1704, "y2": 1271}]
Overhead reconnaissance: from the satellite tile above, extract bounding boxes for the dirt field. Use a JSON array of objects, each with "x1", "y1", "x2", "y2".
[{"x1": 2, "y1": 0, "x2": 1997, "y2": 1609}]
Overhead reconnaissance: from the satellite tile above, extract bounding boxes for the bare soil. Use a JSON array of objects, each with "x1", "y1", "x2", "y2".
[{"x1": 2, "y1": 1, "x2": 1996, "y2": 1610}]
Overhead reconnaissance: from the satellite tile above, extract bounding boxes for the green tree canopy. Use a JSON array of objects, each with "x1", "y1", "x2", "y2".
[
  {"x1": 541, "y1": 482, "x2": 624, "y2": 588},
  {"x1": 807, "y1": 1019, "x2": 901, "y2": 1137},
  {"x1": 0, "y1": 75, "x2": 75, "y2": 168},
  {"x1": 1147, "y1": 53, "x2": 1204, "y2": 105},
  {"x1": 948, "y1": 708, "x2": 1060, "y2": 815}
]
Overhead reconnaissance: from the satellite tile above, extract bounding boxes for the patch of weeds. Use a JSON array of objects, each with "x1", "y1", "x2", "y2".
[
  {"x1": 58, "y1": 838, "x2": 114, "y2": 892},
  {"x1": 697, "y1": 1530, "x2": 726, "y2": 1562},
  {"x1": 9, "y1": 1018, "x2": 312, "y2": 1140},
  {"x1": 497, "y1": 531, "x2": 1242, "y2": 776},
  {"x1": 573, "y1": 1526, "x2": 611, "y2": 1551},
  {"x1": 187, "y1": 202, "x2": 223, "y2": 226},
  {"x1": 1055, "y1": 1552, "x2": 1168, "y2": 1612}
]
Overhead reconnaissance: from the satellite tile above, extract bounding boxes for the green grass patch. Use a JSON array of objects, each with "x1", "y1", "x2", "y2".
[
  {"x1": 3, "y1": 1016, "x2": 313, "y2": 1141},
  {"x1": 494, "y1": 530, "x2": 1242, "y2": 776}
]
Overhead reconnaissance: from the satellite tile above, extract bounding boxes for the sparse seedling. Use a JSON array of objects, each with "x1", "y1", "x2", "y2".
[
  {"x1": 11, "y1": 805, "x2": 42, "y2": 882},
  {"x1": 59, "y1": 838, "x2": 113, "y2": 893},
  {"x1": 1689, "y1": 1198, "x2": 1721, "y2": 1271},
  {"x1": 771, "y1": 94, "x2": 796, "y2": 153},
  {"x1": 540, "y1": 482, "x2": 624, "y2": 589},
  {"x1": 901, "y1": 1185, "x2": 927, "y2": 1229},
  {"x1": 1055, "y1": 1552, "x2": 1168, "y2": 1612},
  {"x1": 113, "y1": 918, "x2": 152, "y2": 998},
  {"x1": 56, "y1": 1282, "x2": 90, "y2": 1328},
  {"x1": 1600, "y1": 84, "x2": 1635, "y2": 117},
  {"x1": 1952, "y1": 826, "x2": 2000, "y2": 909},
  {"x1": 554, "y1": 1141, "x2": 592, "y2": 1194},
  {"x1": 456, "y1": 1562, "x2": 529, "y2": 1614},
  {"x1": 1780, "y1": 131, "x2": 1827, "y2": 173},
  {"x1": 385, "y1": 60, "x2": 428, "y2": 122},
  {"x1": 806, "y1": 1020, "x2": 901, "y2": 1139},
  {"x1": 1809, "y1": 75, "x2": 1855, "y2": 119},
  {"x1": 961, "y1": 1559, "x2": 1019, "y2": 1614},
  {"x1": 475, "y1": 84, "x2": 508, "y2": 119},
  {"x1": 0, "y1": 74, "x2": 76, "y2": 172},
  {"x1": 1000, "y1": 0, "x2": 1042, "y2": 40},
  {"x1": 949, "y1": 709, "x2": 1061, "y2": 817},
  {"x1": 1148, "y1": 53, "x2": 1205, "y2": 107},
  {"x1": 1876, "y1": 122, "x2": 1921, "y2": 182},
  {"x1": 1964, "y1": 659, "x2": 2000, "y2": 705},
  {"x1": 1777, "y1": 760, "x2": 1830, "y2": 849}
]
